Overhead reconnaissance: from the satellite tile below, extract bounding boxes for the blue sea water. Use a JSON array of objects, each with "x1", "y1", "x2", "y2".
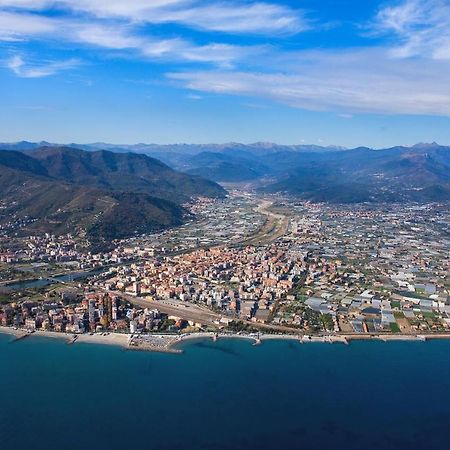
[{"x1": 1, "y1": 334, "x2": 450, "y2": 450}]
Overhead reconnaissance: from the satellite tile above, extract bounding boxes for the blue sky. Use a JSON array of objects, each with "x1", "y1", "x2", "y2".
[{"x1": 1, "y1": 0, "x2": 450, "y2": 148}]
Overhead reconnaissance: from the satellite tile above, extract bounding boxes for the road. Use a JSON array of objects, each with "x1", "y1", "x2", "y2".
[
  {"x1": 105, "y1": 289, "x2": 308, "y2": 333},
  {"x1": 106, "y1": 290, "x2": 222, "y2": 327},
  {"x1": 100, "y1": 196, "x2": 295, "y2": 330}
]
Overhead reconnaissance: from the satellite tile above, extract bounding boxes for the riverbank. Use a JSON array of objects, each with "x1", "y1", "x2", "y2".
[{"x1": 0, "y1": 267, "x2": 106, "y2": 291}]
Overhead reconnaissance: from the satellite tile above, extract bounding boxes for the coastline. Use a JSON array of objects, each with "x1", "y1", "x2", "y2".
[
  {"x1": 2, "y1": 326, "x2": 450, "y2": 352},
  {"x1": 0, "y1": 326, "x2": 132, "y2": 347}
]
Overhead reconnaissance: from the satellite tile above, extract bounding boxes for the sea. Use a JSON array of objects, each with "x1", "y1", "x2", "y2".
[{"x1": 1, "y1": 334, "x2": 450, "y2": 450}]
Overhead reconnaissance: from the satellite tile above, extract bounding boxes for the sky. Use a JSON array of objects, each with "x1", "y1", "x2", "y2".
[{"x1": 1, "y1": 0, "x2": 450, "y2": 148}]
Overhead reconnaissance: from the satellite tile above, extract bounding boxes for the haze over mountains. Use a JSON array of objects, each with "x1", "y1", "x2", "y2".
[
  {"x1": 259, "y1": 143, "x2": 450, "y2": 203},
  {"x1": 3, "y1": 140, "x2": 449, "y2": 203},
  {"x1": 0, "y1": 140, "x2": 449, "y2": 246},
  {"x1": 131, "y1": 141, "x2": 450, "y2": 202}
]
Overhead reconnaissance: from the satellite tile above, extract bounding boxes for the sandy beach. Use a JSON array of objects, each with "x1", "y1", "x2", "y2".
[
  {"x1": 0, "y1": 326, "x2": 131, "y2": 348},
  {"x1": 0, "y1": 326, "x2": 28, "y2": 338},
  {"x1": 34, "y1": 329, "x2": 131, "y2": 347},
  {"x1": 2, "y1": 326, "x2": 450, "y2": 352},
  {"x1": 74, "y1": 332, "x2": 131, "y2": 347}
]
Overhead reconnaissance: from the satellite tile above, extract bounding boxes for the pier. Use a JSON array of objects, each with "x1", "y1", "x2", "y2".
[{"x1": 11, "y1": 330, "x2": 33, "y2": 342}]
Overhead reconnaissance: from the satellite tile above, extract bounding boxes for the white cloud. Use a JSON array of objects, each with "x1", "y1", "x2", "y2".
[
  {"x1": 72, "y1": 24, "x2": 142, "y2": 50},
  {"x1": 374, "y1": 0, "x2": 450, "y2": 60},
  {"x1": 145, "y1": 2, "x2": 306, "y2": 35},
  {"x1": 1, "y1": 0, "x2": 449, "y2": 120},
  {"x1": 6, "y1": 54, "x2": 80, "y2": 77},
  {"x1": 0, "y1": 0, "x2": 306, "y2": 35},
  {"x1": 168, "y1": 48, "x2": 450, "y2": 116},
  {"x1": 0, "y1": 10, "x2": 55, "y2": 40},
  {"x1": 175, "y1": 43, "x2": 265, "y2": 67},
  {"x1": 0, "y1": 0, "x2": 304, "y2": 73},
  {"x1": 0, "y1": 10, "x2": 264, "y2": 67},
  {"x1": 0, "y1": 0, "x2": 182, "y2": 11}
]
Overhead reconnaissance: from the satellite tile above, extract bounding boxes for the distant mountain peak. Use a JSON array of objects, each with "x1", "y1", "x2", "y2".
[
  {"x1": 249, "y1": 141, "x2": 278, "y2": 148},
  {"x1": 411, "y1": 142, "x2": 441, "y2": 149}
]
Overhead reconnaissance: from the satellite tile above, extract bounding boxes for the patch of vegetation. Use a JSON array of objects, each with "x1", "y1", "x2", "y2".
[
  {"x1": 303, "y1": 308, "x2": 322, "y2": 332},
  {"x1": 0, "y1": 294, "x2": 12, "y2": 304},
  {"x1": 321, "y1": 313, "x2": 334, "y2": 331},
  {"x1": 283, "y1": 303, "x2": 304, "y2": 315},
  {"x1": 227, "y1": 320, "x2": 258, "y2": 333},
  {"x1": 400, "y1": 290, "x2": 429, "y2": 301},
  {"x1": 389, "y1": 322, "x2": 400, "y2": 333},
  {"x1": 159, "y1": 319, "x2": 176, "y2": 331}
]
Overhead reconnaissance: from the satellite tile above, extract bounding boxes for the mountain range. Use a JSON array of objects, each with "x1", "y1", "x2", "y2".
[
  {"x1": 260, "y1": 143, "x2": 450, "y2": 202},
  {"x1": 0, "y1": 141, "x2": 449, "y2": 244},
  {"x1": 124, "y1": 141, "x2": 449, "y2": 203},
  {"x1": 0, "y1": 146, "x2": 225, "y2": 247}
]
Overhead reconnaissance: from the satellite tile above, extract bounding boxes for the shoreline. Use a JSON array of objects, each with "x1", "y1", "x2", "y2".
[
  {"x1": 2, "y1": 326, "x2": 450, "y2": 352},
  {"x1": 0, "y1": 326, "x2": 132, "y2": 346}
]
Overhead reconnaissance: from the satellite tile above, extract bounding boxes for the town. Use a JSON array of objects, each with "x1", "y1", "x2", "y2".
[{"x1": 1, "y1": 191, "x2": 449, "y2": 349}]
